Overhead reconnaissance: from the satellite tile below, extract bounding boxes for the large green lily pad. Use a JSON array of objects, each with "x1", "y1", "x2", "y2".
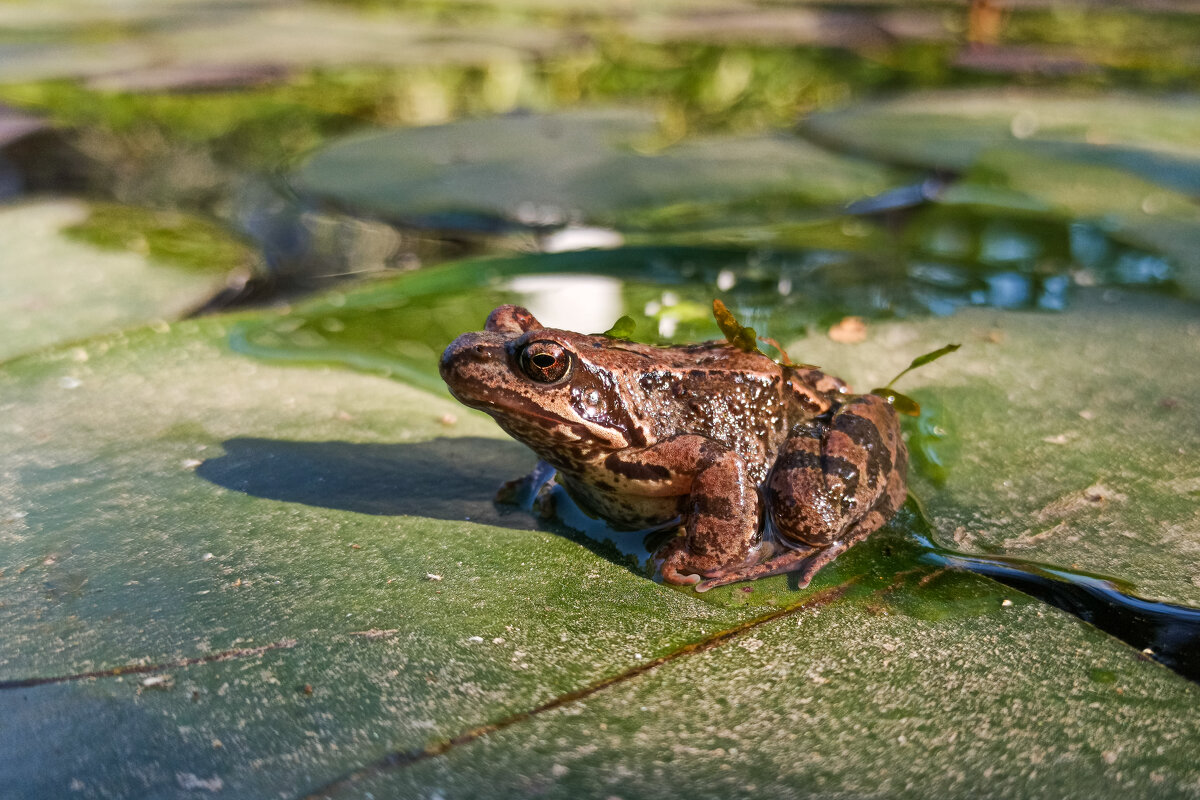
[
  {"x1": 291, "y1": 109, "x2": 900, "y2": 234},
  {"x1": 355, "y1": 586, "x2": 1200, "y2": 799},
  {"x1": 234, "y1": 251, "x2": 1200, "y2": 608},
  {"x1": 2, "y1": 250, "x2": 1198, "y2": 796},
  {"x1": 0, "y1": 199, "x2": 237, "y2": 363},
  {"x1": 0, "y1": 313, "x2": 754, "y2": 795}
]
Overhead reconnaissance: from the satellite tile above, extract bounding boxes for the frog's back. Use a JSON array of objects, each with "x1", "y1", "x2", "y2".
[{"x1": 589, "y1": 338, "x2": 846, "y2": 481}]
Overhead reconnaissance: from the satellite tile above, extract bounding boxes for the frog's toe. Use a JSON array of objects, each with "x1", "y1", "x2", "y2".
[
  {"x1": 662, "y1": 564, "x2": 702, "y2": 586},
  {"x1": 658, "y1": 548, "x2": 703, "y2": 586},
  {"x1": 693, "y1": 572, "x2": 746, "y2": 593}
]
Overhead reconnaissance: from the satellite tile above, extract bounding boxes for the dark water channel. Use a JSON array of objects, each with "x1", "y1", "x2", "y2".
[{"x1": 919, "y1": 541, "x2": 1200, "y2": 684}]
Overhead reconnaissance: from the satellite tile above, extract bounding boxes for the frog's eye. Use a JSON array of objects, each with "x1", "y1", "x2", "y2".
[{"x1": 519, "y1": 340, "x2": 572, "y2": 384}]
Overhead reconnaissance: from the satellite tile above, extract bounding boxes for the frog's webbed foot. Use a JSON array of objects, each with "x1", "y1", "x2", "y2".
[
  {"x1": 494, "y1": 460, "x2": 558, "y2": 511},
  {"x1": 694, "y1": 505, "x2": 890, "y2": 592},
  {"x1": 693, "y1": 541, "x2": 834, "y2": 593}
]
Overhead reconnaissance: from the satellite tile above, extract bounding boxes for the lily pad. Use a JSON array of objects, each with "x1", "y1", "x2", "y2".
[
  {"x1": 0, "y1": 4, "x2": 570, "y2": 86},
  {"x1": 802, "y1": 90, "x2": 1200, "y2": 195},
  {"x1": 0, "y1": 199, "x2": 238, "y2": 362},
  {"x1": 233, "y1": 250, "x2": 1200, "y2": 609},
  {"x1": 802, "y1": 91, "x2": 1200, "y2": 300},
  {"x1": 354, "y1": 583, "x2": 1200, "y2": 799},
  {"x1": 291, "y1": 110, "x2": 901, "y2": 234},
  {"x1": 2, "y1": 250, "x2": 1199, "y2": 795},
  {"x1": 941, "y1": 148, "x2": 1200, "y2": 299},
  {"x1": 0, "y1": 313, "x2": 753, "y2": 794}
]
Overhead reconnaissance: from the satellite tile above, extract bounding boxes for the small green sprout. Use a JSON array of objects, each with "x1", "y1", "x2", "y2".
[
  {"x1": 870, "y1": 344, "x2": 961, "y2": 416},
  {"x1": 599, "y1": 315, "x2": 637, "y2": 339},
  {"x1": 712, "y1": 299, "x2": 761, "y2": 354}
]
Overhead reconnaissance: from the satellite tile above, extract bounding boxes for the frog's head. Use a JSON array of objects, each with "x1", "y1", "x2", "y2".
[{"x1": 439, "y1": 305, "x2": 643, "y2": 454}]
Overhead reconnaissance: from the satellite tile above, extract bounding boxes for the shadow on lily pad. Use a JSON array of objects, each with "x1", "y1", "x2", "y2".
[
  {"x1": 198, "y1": 436, "x2": 538, "y2": 528},
  {"x1": 197, "y1": 435, "x2": 663, "y2": 582}
]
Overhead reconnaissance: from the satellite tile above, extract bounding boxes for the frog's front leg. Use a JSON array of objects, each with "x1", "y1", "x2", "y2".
[
  {"x1": 495, "y1": 460, "x2": 557, "y2": 510},
  {"x1": 694, "y1": 394, "x2": 907, "y2": 592},
  {"x1": 609, "y1": 436, "x2": 762, "y2": 587}
]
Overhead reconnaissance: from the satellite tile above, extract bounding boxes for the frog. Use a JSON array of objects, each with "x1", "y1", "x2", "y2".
[{"x1": 439, "y1": 304, "x2": 908, "y2": 592}]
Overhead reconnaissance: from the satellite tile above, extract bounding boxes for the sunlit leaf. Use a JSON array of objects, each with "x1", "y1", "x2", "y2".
[
  {"x1": 870, "y1": 387, "x2": 921, "y2": 416},
  {"x1": 757, "y1": 335, "x2": 818, "y2": 370},
  {"x1": 885, "y1": 343, "x2": 961, "y2": 388},
  {"x1": 905, "y1": 395, "x2": 959, "y2": 485},
  {"x1": 600, "y1": 315, "x2": 637, "y2": 339},
  {"x1": 712, "y1": 299, "x2": 760, "y2": 354}
]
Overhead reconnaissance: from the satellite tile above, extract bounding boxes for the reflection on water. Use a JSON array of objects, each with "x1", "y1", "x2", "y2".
[
  {"x1": 507, "y1": 274, "x2": 624, "y2": 332},
  {"x1": 228, "y1": 221, "x2": 1178, "y2": 398}
]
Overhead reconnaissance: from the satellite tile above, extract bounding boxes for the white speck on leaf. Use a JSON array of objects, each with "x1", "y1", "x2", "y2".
[{"x1": 176, "y1": 773, "x2": 223, "y2": 792}]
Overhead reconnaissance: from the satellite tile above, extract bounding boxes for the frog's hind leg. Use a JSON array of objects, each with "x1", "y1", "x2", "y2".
[
  {"x1": 693, "y1": 508, "x2": 888, "y2": 593},
  {"x1": 695, "y1": 395, "x2": 906, "y2": 593}
]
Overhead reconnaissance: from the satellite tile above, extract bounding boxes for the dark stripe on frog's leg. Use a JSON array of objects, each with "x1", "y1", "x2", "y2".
[
  {"x1": 826, "y1": 398, "x2": 899, "y2": 492},
  {"x1": 767, "y1": 394, "x2": 906, "y2": 549},
  {"x1": 775, "y1": 449, "x2": 861, "y2": 495},
  {"x1": 691, "y1": 492, "x2": 736, "y2": 520}
]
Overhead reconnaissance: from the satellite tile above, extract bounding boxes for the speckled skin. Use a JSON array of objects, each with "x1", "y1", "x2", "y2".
[{"x1": 439, "y1": 305, "x2": 908, "y2": 592}]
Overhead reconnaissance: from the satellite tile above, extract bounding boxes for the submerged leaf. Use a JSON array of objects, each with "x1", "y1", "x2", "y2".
[
  {"x1": 870, "y1": 387, "x2": 921, "y2": 416},
  {"x1": 600, "y1": 315, "x2": 637, "y2": 339},
  {"x1": 885, "y1": 343, "x2": 961, "y2": 388},
  {"x1": 906, "y1": 395, "x2": 959, "y2": 485},
  {"x1": 712, "y1": 299, "x2": 760, "y2": 354}
]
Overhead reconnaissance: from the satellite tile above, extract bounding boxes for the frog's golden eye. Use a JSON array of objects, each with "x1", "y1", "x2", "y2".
[{"x1": 519, "y1": 340, "x2": 572, "y2": 384}]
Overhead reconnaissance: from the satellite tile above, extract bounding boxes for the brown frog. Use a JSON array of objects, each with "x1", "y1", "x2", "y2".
[{"x1": 439, "y1": 304, "x2": 907, "y2": 592}]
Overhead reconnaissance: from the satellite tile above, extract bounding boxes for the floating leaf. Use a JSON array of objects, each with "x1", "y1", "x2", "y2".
[
  {"x1": 600, "y1": 315, "x2": 637, "y2": 339},
  {"x1": 0, "y1": 200, "x2": 236, "y2": 362},
  {"x1": 870, "y1": 387, "x2": 922, "y2": 416},
  {"x1": 885, "y1": 343, "x2": 961, "y2": 389},
  {"x1": 293, "y1": 111, "x2": 900, "y2": 236},
  {"x1": 712, "y1": 299, "x2": 760, "y2": 354}
]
